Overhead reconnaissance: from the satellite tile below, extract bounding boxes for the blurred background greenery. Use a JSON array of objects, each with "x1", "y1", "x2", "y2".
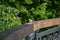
[{"x1": 0, "y1": 0, "x2": 60, "y2": 32}]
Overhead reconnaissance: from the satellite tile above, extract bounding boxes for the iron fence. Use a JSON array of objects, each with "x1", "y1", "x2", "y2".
[{"x1": 26, "y1": 26, "x2": 60, "y2": 40}]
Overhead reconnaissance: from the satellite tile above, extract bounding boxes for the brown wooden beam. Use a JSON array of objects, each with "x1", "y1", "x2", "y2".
[{"x1": 33, "y1": 18, "x2": 60, "y2": 31}]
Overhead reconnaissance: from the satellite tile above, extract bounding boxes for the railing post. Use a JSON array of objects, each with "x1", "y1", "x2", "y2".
[
  {"x1": 34, "y1": 31, "x2": 37, "y2": 40},
  {"x1": 26, "y1": 31, "x2": 38, "y2": 40}
]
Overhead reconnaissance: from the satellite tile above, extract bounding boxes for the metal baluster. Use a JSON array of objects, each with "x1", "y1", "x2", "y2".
[
  {"x1": 47, "y1": 34, "x2": 53, "y2": 40},
  {"x1": 58, "y1": 31, "x2": 60, "y2": 40},
  {"x1": 36, "y1": 30, "x2": 41, "y2": 40},
  {"x1": 53, "y1": 32, "x2": 58, "y2": 40},
  {"x1": 26, "y1": 30, "x2": 38, "y2": 40},
  {"x1": 26, "y1": 32, "x2": 35, "y2": 40},
  {"x1": 41, "y1": 36, "x2": 48, "y2": 40},
  {"x1": 43, "y1": 37, "x2": 47, "y2": 40}
]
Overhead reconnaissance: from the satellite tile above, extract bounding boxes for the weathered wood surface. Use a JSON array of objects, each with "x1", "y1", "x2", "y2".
[
  {"x1": 0, "y1": 18, "x2": 60, "y2": 40},
  {"x1": 33, "y1": 18, "x2": 60, "y2": 31}
]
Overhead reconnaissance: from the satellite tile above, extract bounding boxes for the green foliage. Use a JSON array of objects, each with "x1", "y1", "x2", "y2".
[
  {"x1": 25, "y1": 0, "x2": 33, "y2": 4},
  {"x1": 0, "y1": 0, "x2": 60, "y2": 32},
  {"x1": 0, "y1": 5, "x2": 21, "y2": 32},
  {"x1": 8, "y1": 0, "x2": 16, "y2": 3}
]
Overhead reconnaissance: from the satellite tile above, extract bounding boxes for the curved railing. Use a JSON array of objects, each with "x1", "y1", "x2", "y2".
[{"x1": 0, "y1": 18, "x2": 60, "y2": 40}]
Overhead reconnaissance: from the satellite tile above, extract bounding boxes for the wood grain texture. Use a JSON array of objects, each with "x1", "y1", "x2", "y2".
[{"x1": 33, "y1": 18, "x2": 60, "y2": 31}]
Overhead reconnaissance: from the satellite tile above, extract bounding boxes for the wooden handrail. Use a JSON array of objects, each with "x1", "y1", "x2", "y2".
[
  {"x1": 0, "y1": 18, "x2": 60, "y2": 40},
  {"x1": 33, "y1": 18, "x2": 60, "y2": 31}
]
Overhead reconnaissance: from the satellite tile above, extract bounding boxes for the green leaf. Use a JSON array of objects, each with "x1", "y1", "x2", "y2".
[
  {"x1": 8, "y1": 0, "x2": 16, "y2": 3},
  {"x1": 25, "y1": 0, "x2": 33, "y2": 4}
]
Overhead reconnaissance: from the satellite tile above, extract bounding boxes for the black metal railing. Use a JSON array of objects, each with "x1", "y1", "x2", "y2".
[{"x1": 26, "y1": 26, "x2": 60, "y2": 40}]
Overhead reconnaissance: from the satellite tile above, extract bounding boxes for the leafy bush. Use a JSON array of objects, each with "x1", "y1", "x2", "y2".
[
  {"x1": 0, "y1": 0, "x2": 60, "y2": 32},
  {"x1": 0, "y1": 5, "x2": 21, "y2": 32}
]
